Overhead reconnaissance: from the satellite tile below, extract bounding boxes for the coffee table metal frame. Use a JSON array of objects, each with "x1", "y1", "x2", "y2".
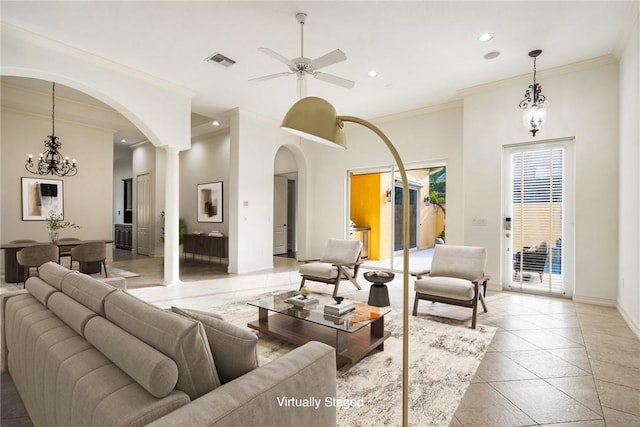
[{"x1": 247, "y1": 292, "x2": 391, "y2": 369}]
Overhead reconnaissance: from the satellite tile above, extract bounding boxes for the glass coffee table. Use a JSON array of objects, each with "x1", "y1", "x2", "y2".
[{"x1": 247, "y1": 291, "x2": 391, "y2": 369}]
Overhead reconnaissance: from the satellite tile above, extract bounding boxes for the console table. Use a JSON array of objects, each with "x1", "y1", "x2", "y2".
[{"x1": 182, "y1": 234, "x2": 228, "y2": 265}]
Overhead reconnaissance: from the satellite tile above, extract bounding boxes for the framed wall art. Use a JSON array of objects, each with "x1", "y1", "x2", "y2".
[
  {"x1": 197, "y1": 181, "x2": 223, "y2": 223},
  {"x1": 21, "y1": 177, "x2": 64, "y2": 221}
]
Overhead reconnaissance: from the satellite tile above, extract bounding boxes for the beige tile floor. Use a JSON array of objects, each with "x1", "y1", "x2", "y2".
[{"x1": 2, "y1": 250, "x2": 639, "y2": 427}]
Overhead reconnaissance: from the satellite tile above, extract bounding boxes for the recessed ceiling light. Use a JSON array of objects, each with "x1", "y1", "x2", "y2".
[
  {"x1": 120, "y1": 139, "x2": 127, "y2": 143},
  {"x1": 478, "y1": 33, "x2": 493, "y2": 42},
  {"x1": 367, "y1": 70, "x2": 378, "y2": 78},
  {"x1": 212, "y1": 120, "x2": 220, "y2": 126},
  {"x1": 483, "y1": 51, "x2": 500, "y2": 60}
]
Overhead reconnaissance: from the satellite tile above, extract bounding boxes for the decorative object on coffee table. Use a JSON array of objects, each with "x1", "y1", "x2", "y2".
[{"x1": 364, "y1": 270, "x2": 395, "y2": 307}]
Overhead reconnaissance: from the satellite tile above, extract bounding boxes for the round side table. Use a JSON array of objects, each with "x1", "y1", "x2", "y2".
[{"x1": 364, "y1": 271, "x2": 395, "y2": 307}]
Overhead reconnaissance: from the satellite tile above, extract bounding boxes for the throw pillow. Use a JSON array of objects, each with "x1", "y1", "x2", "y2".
[{"x1": 171, "y1": 306, "x2": 259, "y2": 384}]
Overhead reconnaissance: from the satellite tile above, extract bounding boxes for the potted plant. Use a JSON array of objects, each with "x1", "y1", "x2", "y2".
[
  {"x1": 46, "y1": 211, "x2": 80, "y2": 243},
  {"x1": 160, "y1": 211, "x2": 186, "y2": 244}
]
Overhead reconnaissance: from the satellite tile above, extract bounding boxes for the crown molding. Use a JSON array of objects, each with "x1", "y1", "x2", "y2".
[
  {"x1": 371, "y1": 99, "x2": 464, "y2": 124},
  {"x1": 192, "y1": 127, "x2": 230, "y2": 141},
  {"x1": 2, "y1": 23, "x2": 195, "y2": 97},
  {"x1": 457, "y1": 55, "x2": 618, "y2": 98},
  {"x1": 613, "y1": 1, "x2": 640, "y2": 59}
]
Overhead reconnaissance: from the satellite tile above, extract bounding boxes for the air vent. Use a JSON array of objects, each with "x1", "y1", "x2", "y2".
[{"x1": 204, "y1": 52, "x2": 236, "y2": 68}]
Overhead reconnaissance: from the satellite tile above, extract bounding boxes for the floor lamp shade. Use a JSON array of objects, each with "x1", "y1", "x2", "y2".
[{"x1": 280, "y1": 97, "x2": 347, "y2": 149}]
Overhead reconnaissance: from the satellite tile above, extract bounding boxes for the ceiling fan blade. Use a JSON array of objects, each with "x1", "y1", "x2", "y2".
[
  {"x1": 258, "y1": 48, "x2": 295, "y2": 67},
  {"x1": 308, "y1": 49, "x2": 347, "y2": 70},
  {"x1": 313, "y1": 72, "x2": 355, "y2": 89},
  {"x1": 248, "y1": 72, "x2": 293, "y2": 83}
]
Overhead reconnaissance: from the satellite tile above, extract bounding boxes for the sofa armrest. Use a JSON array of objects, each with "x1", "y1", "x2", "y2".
[
  {"x1": 298, "y1": 258, "x2": 321, "y2": 264},
  {"x1": 1, "y1": 290, "x2": 29, "y2": 373},
  {"x1": 147, "y1": 341, "x2": 337, "y2": 427}
]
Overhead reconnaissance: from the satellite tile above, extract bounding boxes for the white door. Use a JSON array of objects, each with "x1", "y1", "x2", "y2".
[
  {"x1": 503, "y1": 140, "x2": 574, "y2": 297},
  {"x1": 136, "y1": 173, "x2": 151, "y2": 256},
  {"x1": 273, "y1": 175, "x2": 288, "y2": 255}
]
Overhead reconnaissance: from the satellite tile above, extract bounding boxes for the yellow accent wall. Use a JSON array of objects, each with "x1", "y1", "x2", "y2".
[{"x1": 350, "y1": 173, "x2": 390, "y2": 260}]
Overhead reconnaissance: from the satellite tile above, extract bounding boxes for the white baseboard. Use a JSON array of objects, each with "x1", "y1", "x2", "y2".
[
  {"x1": 572, "y1": 294, "x2": 617, "y2": 307},
  {"x1": 617, "y1": 303, "x2": 640, "y2": 340}
]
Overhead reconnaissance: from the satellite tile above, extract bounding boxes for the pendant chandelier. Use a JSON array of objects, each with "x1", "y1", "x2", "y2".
[
  {"x1": 517, "y1": 49, "x2": 548, "y2": 137},
  {"x1": 25, "y1": 82, "x2": 78, "y2": 177}
]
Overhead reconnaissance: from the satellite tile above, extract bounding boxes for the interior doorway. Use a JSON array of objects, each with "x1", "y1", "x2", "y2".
[
  {"x1": 273, "y1": 146, "x2": 299, "y2": 258},
  {"x1": 135, "y1": 172, "x2": 151, "y2": 256}
]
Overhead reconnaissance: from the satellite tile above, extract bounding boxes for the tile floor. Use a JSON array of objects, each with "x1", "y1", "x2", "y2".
[{"x1": 1, "y1": 251, "x2": 639, "y2": 427}]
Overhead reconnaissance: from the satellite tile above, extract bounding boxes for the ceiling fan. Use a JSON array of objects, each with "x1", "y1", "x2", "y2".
[{"x1": 249, "y1": 12, "x2": 355, "y2": 99}]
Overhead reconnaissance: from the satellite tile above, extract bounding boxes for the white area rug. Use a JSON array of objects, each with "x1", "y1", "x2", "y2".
[
  {"x1": 200, "y1": 291, "x2": 496, "y2": 427},
  {"x1": 91, "y1": 267, "x2": 139, "y2": 279}
]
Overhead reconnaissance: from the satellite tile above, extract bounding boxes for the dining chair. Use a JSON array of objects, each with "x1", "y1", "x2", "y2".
[
  {"x1": 16, "y1": 244, "x2": 59, "y2": 287},
  {"x1": 70, "y1": 242, "x2": 108, "y2": 277},
  {"x1": 57, "y1": 237, "x2": 81, "y2": 267}
]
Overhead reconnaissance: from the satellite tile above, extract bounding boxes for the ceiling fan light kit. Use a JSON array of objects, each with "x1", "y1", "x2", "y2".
[{"x1": 250, "y1": 12, "x2": 355, "y2": 99}]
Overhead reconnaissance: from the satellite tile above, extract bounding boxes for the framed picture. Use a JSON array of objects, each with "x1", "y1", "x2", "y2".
[
  {"x1": 197, "y1": 181, "x2": 223, "y2": 223},
  {"x1": 21, "y1": 177, "x2": 64, "y2": 221}
]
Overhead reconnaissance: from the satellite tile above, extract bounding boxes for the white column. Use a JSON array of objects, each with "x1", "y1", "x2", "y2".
[{"x1": 163, "y1": 146, "x2": 181, "y2": 285}]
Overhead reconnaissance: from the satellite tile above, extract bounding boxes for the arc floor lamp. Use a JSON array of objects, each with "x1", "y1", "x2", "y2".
[{"x1": 281, "y1": 96, "x2": 410, "y2": 426}]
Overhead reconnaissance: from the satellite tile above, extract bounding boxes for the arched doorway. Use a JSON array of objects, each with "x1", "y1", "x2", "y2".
[{"x1": 273, "y1": 146, "x2": 299, "y2": 257}]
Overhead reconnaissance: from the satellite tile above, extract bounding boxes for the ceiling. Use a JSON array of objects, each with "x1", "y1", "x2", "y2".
[{"x1": 1, "y1": 1, "x2": 636, "y2": 148}]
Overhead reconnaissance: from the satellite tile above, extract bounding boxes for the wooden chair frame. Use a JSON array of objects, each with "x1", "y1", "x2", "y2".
[
  {"x1": 298, "y1": 256, "x2": 363, "y2": 298},
  {"x1": 412, "y1": 270, "x2": 489, "y2": 329}
]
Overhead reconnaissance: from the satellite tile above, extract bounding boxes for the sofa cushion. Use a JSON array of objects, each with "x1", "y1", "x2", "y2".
[
  {"x1": 415, "y1": 276, "x2": 475, "y2": 300},
  {"x1": 48, "y1": 292, "x2": 97, "y2": 336},
  {"x1": 172, "y1": 307, "x2": 259, "y2": 384},
  {"x1": 25, "y1": 277, "x2": 58, "y2": 307},
  {"x1": 37, "y1": 261, "x2": 72, "y2": 290},
  {"x1": 105, "y1": 291, "x2": 220, "y2": 399},
  {"x1": 85, "y1": 316, "x2": 179, "y2": 398},
  {"x1": 61, "y1": 271, "x2": 117, "y2": 316}
]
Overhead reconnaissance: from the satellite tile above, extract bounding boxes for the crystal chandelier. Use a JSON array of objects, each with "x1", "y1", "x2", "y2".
[
  {"x1": 517, "y1": 49, "x2": 549, "y2": 137},
  {"x1": 26, "y1": 82, "x2": 78, "y2": 177}
]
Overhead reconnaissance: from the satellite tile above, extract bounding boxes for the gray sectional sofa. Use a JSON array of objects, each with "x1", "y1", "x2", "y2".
[{"x1": 1, "y1": 262, "x2": 336, "y2": 427}]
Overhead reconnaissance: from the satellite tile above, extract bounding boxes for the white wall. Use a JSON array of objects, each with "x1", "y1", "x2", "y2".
[
  {"x1": 305, "y1": 104, "x2": 464, "y2": 258},
  {"x1": 227, "y1": 109, "x2": 302, "y2": 274},
  {"x1": 462, "y1": 59, "x2": 620, "y2": 301},
  {"x1": 617, "y1": 15, "x2": 640, "y2": 333},
  {"x1": 0, "y1": 107, "x2": 114, "y2": 271},
  {"x1": 179, "y1": 130, "x2": 230, "y2": 236}
]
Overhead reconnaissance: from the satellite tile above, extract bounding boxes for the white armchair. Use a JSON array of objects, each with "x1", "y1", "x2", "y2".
[
  {"x1": 412, "y1": 245, "x2": 488, "y2": 329},
  {"x1": 298, "y1": 239, "x2": 363, "y2": 297}
]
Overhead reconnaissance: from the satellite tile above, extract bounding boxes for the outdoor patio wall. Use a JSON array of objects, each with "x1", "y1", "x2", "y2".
[
  {"x1": 304, "y1": 103, "x2": 464, "y2": 260},
  {"x1": 462, "y1": 58, "x2": 619, "y2": 302},
  {"x1": 0, "y1": 106, "x2": 114, "y2": 273},
  {"x1": 617, "y1": 14, "x2": 640, "y2": 333}
]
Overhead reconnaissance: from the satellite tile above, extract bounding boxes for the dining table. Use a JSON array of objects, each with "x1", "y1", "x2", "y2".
[{"x1": 1, "y1": 239, "x2": 113, "y2": 283}]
